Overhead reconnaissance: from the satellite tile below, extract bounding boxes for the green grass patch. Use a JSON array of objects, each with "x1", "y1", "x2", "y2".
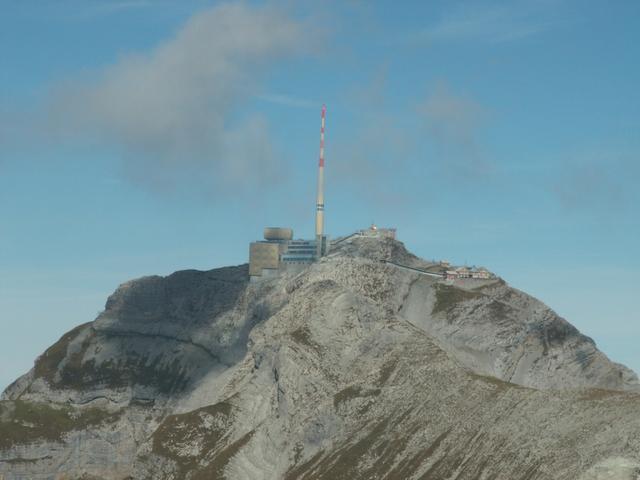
[
  {"x1": 34, "y1": 323, "x2": 192, "y2": 395},
  {"x1": 33, "y1": 323, "x2": 92, "y2": 382},
  {"x1": 578, "y1": 389, "x2": 625, "y2": 401},
  {"x1": 152, "y1": 401, "x2": 255, "y2": 479},
  {"x1": 56, "y1": 354, "x2": 190, "y2": 394},
  {"x1": 0, "y1": 400, "x2": 121, "y2": 450},
  {"x1": 191, "y1": 430, "x2": 254, "y2": 480},
  {"x1": 432, "y1": 285, "x2": 483, "y2": 315},
  {"x1": 152, "y1": 401, "x2": 239, "y2": 478}
]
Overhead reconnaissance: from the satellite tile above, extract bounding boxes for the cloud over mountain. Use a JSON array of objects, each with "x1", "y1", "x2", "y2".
[
  {"x1": 419, "y1": 82, "x2": 492, "y2": 178},
  {"x1": 47, "y1": 2, "x2": 307, "y2": 194}
]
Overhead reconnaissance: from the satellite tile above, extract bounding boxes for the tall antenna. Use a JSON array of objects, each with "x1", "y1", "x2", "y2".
[{"x1": 315, "y1": 104, "x2": 326, "y2": 257}]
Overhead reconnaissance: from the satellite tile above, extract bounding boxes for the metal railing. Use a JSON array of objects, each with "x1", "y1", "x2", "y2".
[{"x1": 381, "y1": 260, "x2": 445, "y2": 278}]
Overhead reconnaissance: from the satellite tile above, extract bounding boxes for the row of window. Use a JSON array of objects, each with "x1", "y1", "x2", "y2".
[{"x1": 282, "y1": 256, "x2": 315, "y2": 262}]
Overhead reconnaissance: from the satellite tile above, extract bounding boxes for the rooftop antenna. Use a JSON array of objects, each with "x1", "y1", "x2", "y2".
[{"x1": 315, "y1": 104, "x2": 326, "y2": 257}]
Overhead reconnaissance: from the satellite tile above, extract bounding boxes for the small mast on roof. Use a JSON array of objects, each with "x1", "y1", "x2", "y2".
[{"x1": 315, "y1": 104, "x2": 327, "y2": 257}]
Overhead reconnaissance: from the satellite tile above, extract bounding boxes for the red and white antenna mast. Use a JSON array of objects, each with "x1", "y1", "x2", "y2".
[{"x1": 315, "y1": 104, "x2": 326, "y2": 256}]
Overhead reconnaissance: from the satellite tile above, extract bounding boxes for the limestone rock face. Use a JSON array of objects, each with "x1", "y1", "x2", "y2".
[{"x1": 1, "y1": 237, "x2": 639, "y2": 479}]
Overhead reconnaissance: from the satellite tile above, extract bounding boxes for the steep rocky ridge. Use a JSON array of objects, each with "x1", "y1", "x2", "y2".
[{"x1": 1, "y1": 237, "x2": 639, "y2": 479}]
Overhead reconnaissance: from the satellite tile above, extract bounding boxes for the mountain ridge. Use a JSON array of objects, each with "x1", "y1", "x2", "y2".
[{"x1": 1, "y1": 236, "x2": 639, "y2": 479}]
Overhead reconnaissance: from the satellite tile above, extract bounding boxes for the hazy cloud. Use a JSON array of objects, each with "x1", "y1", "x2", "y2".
[
  {"x1": 334, "y1": 114, "x2": 412, "y2": 181},
  {"x1": 412, "y1": 1, "x2": 560, "y2": 44},
  {"x1": 553, "y1": 165, "x2": 621, "y2": 209},
  {"x1": 46, "y1": 2, "x2": 307, "y2": 195},
  {"x1": 419, "y1": 83, "x2": 492, "y2": 178},
  {"x1": 331, "y1": 76, "x2": 495, "y2": 212},
  {"x1": 257, "y1": 93, "x2": 319, "y2": 109},
  {"x1": 551, "y1": 155, "x2": 639, "y2": 212},
  {"x1": 331, "y1": 68, "x2": 415, "y2": 208}
]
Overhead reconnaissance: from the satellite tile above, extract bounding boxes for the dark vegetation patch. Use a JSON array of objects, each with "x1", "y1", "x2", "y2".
[
  {"x1": 152, "y1": 402, "x2": 253, "y2": 479},
  {"x1": 333, "y1": 386, "x2": 381, "y2": 409},
  {"x1": 533, "y1": 318, "x2": 582, "y2": 355},
  {"x1": 0, "y1": 400, "x2": 120, "y2": 450},
  {"x1": 575, "y1": 349, "x2": 596, "y2": 369},
  {"x1": 432, "y1": 285, "x2": 483, "y2": 316},
  {"x1": 0, "y1": 455, "x2": 52, "y2": 464},
  {"x1": 152, "y1": 402, "x2": 233, "y2": 459},
  {"x1": 55, "y1": 352, "x2": 191, "y2": 394},
  {"x1": 191, "y1": 430, "x2": 254, "y2": 480},
  {"x1": 468, "y1": 372, "x2": 518, "y2": 394},
  {"x1": 288, "y1": 418, "x2": 433, "y2": 480},
  {"x1": 389, "y1": 429, "x2": 538, "y2": 480},
  {"x1": 72, "y1": 474, "x2": 119, "y2": 480},
  {"x1": 285, "y1": 450, "x2": 325, "y2": 480},
  {"x1": 35, "y1": 326, "x2": 192, "y2": 394},
  {"x1": 541, "y1": 318, "x2": 580, "y2": 346},
  {"x1": 579, "y1": 389, "x2": 625, "y2": 401},
  {"x1": 471, "y1": 278, "x2": 506, "y2": 291},
  {"x1": 415, "y1": 433, "x2": 513, "y2": 480},
  {"x1": 488, "y1": 300, "x2": 513, "y2": 320},
  {"x1": 287, "y1": 418, "x2": 544, "y2": 480},
  {"x1": 294, "y1": 419, "x2": 391, "y2": 480},
  {"x1": 291, "y1": 326, "x2": 315, "y2": 348},
  {"x1": 386, "y1": 428, "x2": 450, "y2": 479},
  {"x1": 33, "y1": 323, "x2": 92, "y2": 382},
  {"x1": 377, "y1": 359, "x2": 397, "y2": 386}
]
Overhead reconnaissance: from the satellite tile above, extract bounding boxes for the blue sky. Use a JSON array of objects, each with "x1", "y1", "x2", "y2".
[{"x1": 1, "y1": 0, "x2": 639, "y2": 390}]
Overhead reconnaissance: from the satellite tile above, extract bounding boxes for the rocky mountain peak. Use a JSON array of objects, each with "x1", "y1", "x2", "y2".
[{"x1": 1, "y1": 236, "x2": 639, "y2": 479}]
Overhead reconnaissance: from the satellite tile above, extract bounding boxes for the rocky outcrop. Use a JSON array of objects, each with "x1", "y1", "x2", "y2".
[{"x1": 1, "y1": 237, "x2": 639, "y2": 479}]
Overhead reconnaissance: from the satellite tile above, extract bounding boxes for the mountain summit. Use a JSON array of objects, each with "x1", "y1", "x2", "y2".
[{"x1": 2, "y1": 236, "x2": 639, "y2": 479}]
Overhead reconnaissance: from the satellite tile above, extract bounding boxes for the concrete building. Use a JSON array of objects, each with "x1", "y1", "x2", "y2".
[
  {"x1": 281, "y1": 239, "x2": 321, "y2": 265},
  {"x1": 471, "y1": 267, "x2": 492, "y2": 279},
  {"x1": 249, "y1": 228, "x2": 328, "y2": 281},
  {"x1": 248, "y1": 242, "x2": 280, "y2": 278},
  {"x1": 445, "y1": 266, "x2": 495, "y2": 281},
  {"x1": 249, "y1": 228, "x2": 292, "y2": 279}
]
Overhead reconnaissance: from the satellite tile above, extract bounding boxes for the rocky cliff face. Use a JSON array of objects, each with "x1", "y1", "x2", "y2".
[{"x1": 1, "y1": 237, "x2": 639, "y2": 480}]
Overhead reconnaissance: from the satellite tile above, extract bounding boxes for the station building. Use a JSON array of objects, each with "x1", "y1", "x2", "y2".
[
  {"x1": 249, "y1": 228, "x2": 329, "y2": 281},
  {"x1": 356, "y1": 224, "x2": 397, "y2": 239}
]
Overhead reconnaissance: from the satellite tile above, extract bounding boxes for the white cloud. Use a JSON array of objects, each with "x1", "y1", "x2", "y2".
[{"x1": 47, "y1": 2, "x2": 307, "y2": 195}]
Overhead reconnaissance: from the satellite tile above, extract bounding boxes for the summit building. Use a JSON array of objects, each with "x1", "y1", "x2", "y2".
[{"x1": 249, "y1": 106, "x2": 329, "y2": 281}]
